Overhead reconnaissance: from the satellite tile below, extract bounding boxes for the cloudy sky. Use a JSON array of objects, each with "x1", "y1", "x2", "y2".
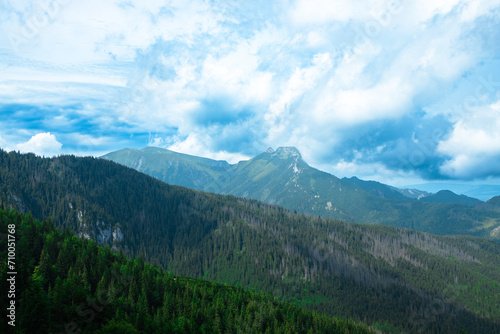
[{"x1": 1, "y1": 0, "x2": 500, "y2": 187}]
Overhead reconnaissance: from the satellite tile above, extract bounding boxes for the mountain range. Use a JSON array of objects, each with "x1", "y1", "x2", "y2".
[
  {"x1": 2, "y1": 149, "x2": 500, "y2": 333},
  {"x1": 102, "y1": 146, "x2": 500, "y2": 241},
  {"x1": 404, "y1": 183, "x2": 500, "y2": 202}
]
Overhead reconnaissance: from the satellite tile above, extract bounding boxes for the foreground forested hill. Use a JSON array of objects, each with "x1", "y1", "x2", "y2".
[
  {"x1": 1, "y1": 150, "x2": 499, "y2": 333},
  {"x1": 0, "y1": 208, "x2": 374, "y2": 333}
]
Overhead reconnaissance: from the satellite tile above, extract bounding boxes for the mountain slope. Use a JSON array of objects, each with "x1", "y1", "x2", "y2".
[
  {"x1": 0, "y1": 207, "x2": 373, "y2": 334},
  {"x1": 102, "y1": 146, "x2": 500, "y2": 240},
  {"x1": 2, "y1": 150, "x2": 500, "y2": 333},
  {"x1": 212, "y1": 147, "x2": 360, "y2": 222},
  {"x1": 343, "y1": 176, "x2": 416, "y2": 201},
  {"x1": 487, "y1": 195, "x2": 500, "y2": 208},
  {"x1": 102, "y1": 147, "x2": 230, "y2": 190}
]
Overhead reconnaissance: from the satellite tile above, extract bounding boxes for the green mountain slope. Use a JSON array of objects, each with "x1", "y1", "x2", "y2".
[
  {"x1": 0, "y1": 208, "x2": 373, "y2": 334},
  {"x1": 343, "y1": 176, "x2": 415, "y2": 201},
  {"x1": 487, "y1": 196, "x2": 500, "y2": 208},
  {"x1": 1, "y1": 150, "x2": 500, "y2": 333},
  {"x1": 102, "y1": 147, "x2": 230, "y2": 190}
]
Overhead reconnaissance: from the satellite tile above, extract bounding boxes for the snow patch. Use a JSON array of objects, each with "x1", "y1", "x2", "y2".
[{"x1": 136, "y1": 156, "x2": 144, "y2": 169}]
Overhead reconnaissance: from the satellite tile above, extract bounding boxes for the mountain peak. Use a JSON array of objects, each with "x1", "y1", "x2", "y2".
[{"x1": 273, "y1": 146, "x2": 302, "y2": 159}]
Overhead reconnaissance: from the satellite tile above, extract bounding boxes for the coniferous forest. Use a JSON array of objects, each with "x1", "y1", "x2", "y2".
[
  {"x1": 1, "y1": 150, "x2": 500, "y2": 333},
  {"x1": 0, "y1": 208, "x2": 374, "y2": 333}
]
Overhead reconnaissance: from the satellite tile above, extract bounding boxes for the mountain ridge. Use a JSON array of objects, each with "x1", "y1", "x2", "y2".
[{"x1": 102, "y1": 146, "x2": 500, "y2": 240}]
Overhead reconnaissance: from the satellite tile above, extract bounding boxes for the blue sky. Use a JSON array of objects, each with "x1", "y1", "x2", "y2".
[{"x1": 1, "y1": 0, "x2": 500, "y2": 187}]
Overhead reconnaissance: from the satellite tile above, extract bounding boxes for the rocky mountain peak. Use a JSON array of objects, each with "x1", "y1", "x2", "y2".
[{"x1": 272, "y1": 146, "x2": 302, "y2": 159}]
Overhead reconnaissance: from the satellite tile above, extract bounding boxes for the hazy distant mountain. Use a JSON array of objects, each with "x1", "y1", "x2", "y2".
[
  {"x1": 344, "y1": 176, "x2": 426, "y2": 201},
  {"x1": 345, "y1": 177, "x2": 482, "y2": 205},
  {"x1": 102, "y1": 146, "x2": 500, "y2": 240},
  {"x1": 391, "y1": 187, "x2": 432, "y2": 200},
  {"x1": 420, "y1": 190, "x2": 482, "y2": 206},
  {"x1": 404, "y1": 183, "x2": 500, "y2": 201}
]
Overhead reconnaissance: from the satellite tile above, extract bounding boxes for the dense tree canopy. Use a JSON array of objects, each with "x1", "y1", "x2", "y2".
[{"x1": 0, "y1": 208, "x2": 374, "y2": 333}]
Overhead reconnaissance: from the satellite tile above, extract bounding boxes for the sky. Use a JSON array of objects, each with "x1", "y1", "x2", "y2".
[{"x1": 1, "y1": 0, "x2": 500, "y2": 187}]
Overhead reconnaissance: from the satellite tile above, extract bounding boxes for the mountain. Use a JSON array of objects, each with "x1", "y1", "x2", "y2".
[
  {"x1": 345, "y1": 177, "x2": 432, "y2": 201},
  {"x1": 102, "y1": 146, "x2": 500, "y2": 240},
  {"x1": 420, "y1": 190, "x2": 482, "y2": 206},
  {"x1": 392, "y1": 187, "x2": 431, "y2": 200},
  {"x1": 0, "y1": 207, "x2": 373, "y2": 334},
  {"x1": 101, "y1": 147, "x2": 230, "y2": 190},
  {"x1": 488, "y1": 195, "x2": 500, "y2": 208},
  {"x1": 404, "y1": 183, "x2": 500, "y2": 201},
  {"x1": 1, "y1": 149, "x2": 500, "y2": 333},
  {"x1": 210, "y1": 147, "x2": 361, "y2": 222},
  {"x1": 343, "y1": 176, "x2": 420, "y2": 201}
]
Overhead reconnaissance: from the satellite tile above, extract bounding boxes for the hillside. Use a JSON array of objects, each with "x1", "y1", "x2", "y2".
[
  {"x1": 1, "y1": 150, "x2": 500, "y2": 333},
  {"x1": 0, "y1": 208, "x2": 373, "y2": 333},
  {"x1": 103, "y1": 147, "x2": 500, "y2": 240},
  {"x1": 343, "y1": 176, "x2": 415, "y2": 201},
  {"x1": 101, "y1": 147, "x2": 230, "y2": 190}
]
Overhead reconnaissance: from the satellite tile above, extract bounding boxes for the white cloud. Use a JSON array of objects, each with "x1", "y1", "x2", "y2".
[
  {"x1": 166, "y1": 133, "x2": 250, "y2": 164},
  {"x1": 459, "y1": 0, "x2": 500, "y2": 22},
  {"x1": 406, "y1": 0, "x2": 460, "y2": 24},
  {"x1": 438, "y1": 100, "x2": 500, "y2": 178},
  {"x1": 16, "y1": 132, "x2": 62, "y2": 157},
  {"x1": 290, "y1": 0, "x2": 358, "y2": 25},
  {"x1": 198, "y1": 29, "x2": 277, "y2": 104},
  {"x1": 265, "y1": 52, "x2": 333, "y2": 142},
  {"x1": 317, "y1": 158, "x2": 425, "y2": 186},
  {"x1": 2, "y1": 0, "x2": 500, "y2": 182},
  {"x1": 289, "y1": 0, "x2": 400, "y2": 25}
]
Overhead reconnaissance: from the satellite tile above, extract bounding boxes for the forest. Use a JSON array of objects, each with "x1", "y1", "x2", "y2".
[
  {"x1": 1, "y1": 150, "x2": 499, "y2": 333},
  {"x1": 0, "y1": 207, "x2": 374, "y2": 333}
]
